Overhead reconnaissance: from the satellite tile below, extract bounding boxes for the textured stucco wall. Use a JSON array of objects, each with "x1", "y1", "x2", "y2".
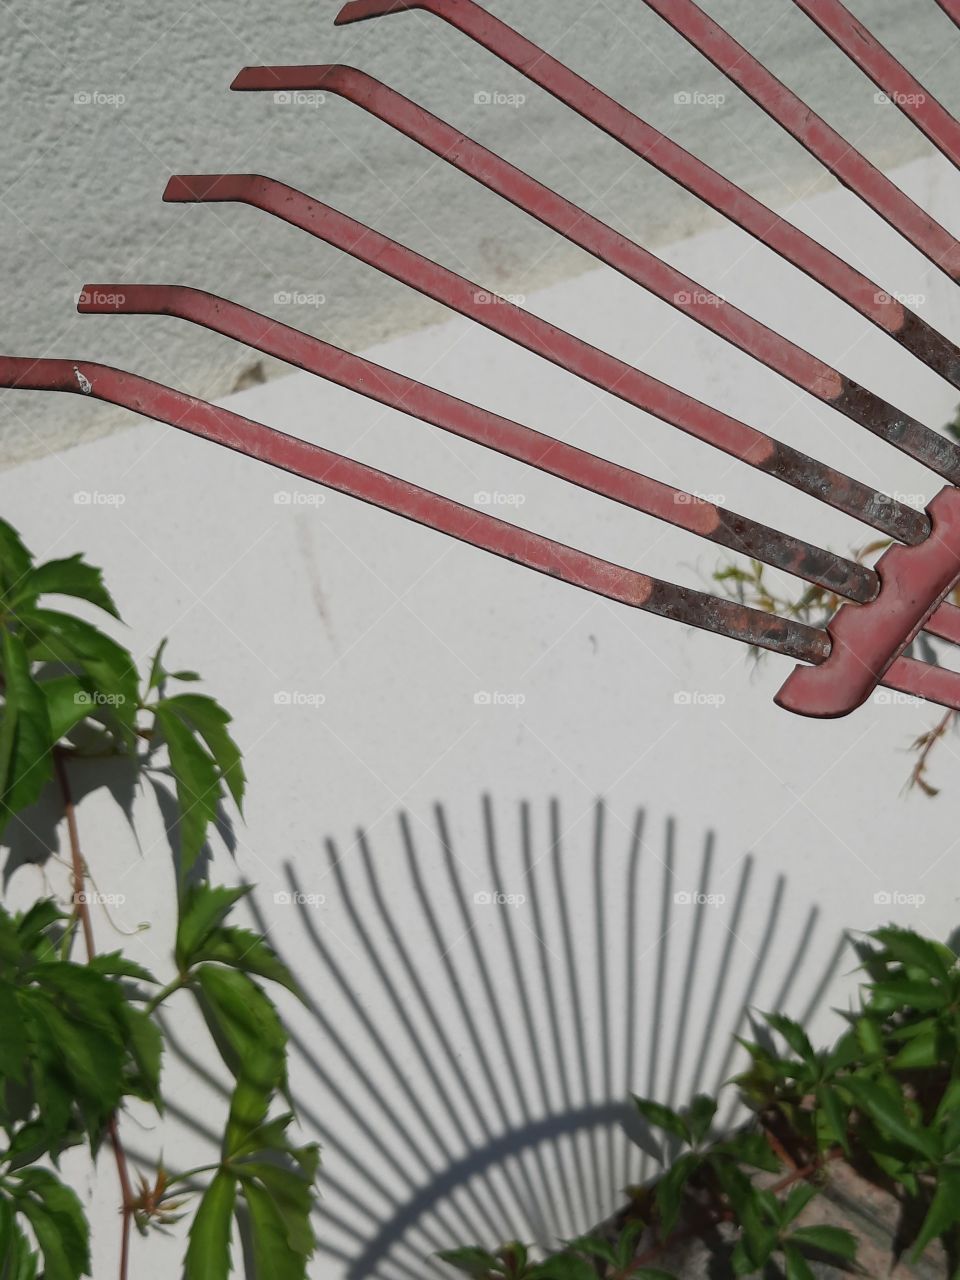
[{"x1": 2, "y1": 0, "x2": 958, "y2": 466}]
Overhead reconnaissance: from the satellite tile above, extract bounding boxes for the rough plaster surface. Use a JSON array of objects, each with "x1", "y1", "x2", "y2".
[
  {"x1": 2, "y1": 0, "x2": 959, "y2": 465},
  {"x1": 2, "y1": 141, "x2": 960, "y2": 1274}
]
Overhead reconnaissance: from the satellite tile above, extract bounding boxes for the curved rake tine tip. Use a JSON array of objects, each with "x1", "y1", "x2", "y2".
[
  {"x1": 335, "y1": 0, "x2": 420, "y2": 23},
  {"x1": 776, "y1": 487, "x2": 960, "y2": 718}
]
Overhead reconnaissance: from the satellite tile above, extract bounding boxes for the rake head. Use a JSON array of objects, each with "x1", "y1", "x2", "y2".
[{"x1": 3, "y1": 0, "x2": 960, "y2": 718}]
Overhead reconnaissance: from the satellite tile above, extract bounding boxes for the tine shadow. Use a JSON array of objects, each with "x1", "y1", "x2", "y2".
[{"x1": 155, "y1": 796, "x2": 847, "y2": 1279}]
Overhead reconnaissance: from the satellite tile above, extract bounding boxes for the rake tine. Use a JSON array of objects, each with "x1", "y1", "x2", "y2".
[
  {"x1": 638, "y1": 0, "x2": 960, "y2": 280},
  {"x1": 791, "y1": 0, "x2": 960, "y2": 171},
  {"x1": 162, "y1": 174, "x2": 932, "y2": 547},
  {"x1": 332, "y1": 0, "x2": 960, "y2": 317},
  {"x1": 934, "y1": 0, "x2": 960, "y2": 30},
  {"x1": 233, "y1": 67, "x2": 960, "y2": 485},
  {"x1": 0, "y1": 354, "x2": 829, "y2": 664},
  {"x1": 78, "y1": 283, "x2": 878, "y2": 601}
]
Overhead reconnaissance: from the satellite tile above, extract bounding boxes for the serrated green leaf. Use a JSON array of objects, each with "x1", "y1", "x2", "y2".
[
  {"x1": 0, "y1": 519, "x2": 34, "y2": 600},
  {"x1": 783, "y1": 1243, "x2": 816, "y2": 1280},
  {"x1": 561, "y1": 1233, "x2": 616, "y2": 1264},
  {"x1": 22, "y1": 556, "x2": 120, "y2": 619},
  {"x1": 235, "y1": 1161, "x2": 315, "y2": 1256},
  {"x1": 16, "y1": 900, "x2": 64, "y2": 948},
  {"x1": 39, "y1": 676, "x2": 94, "y2": 745},
  {"x1": 14, "y1": 1168, "x2": 90, "y2": 1280},
  {"x1": 85, "y1": 952, "x2": 157, "y2": 985},
  {"x1": 686, "y1": 1093, "x2": 717, "y2": 1145},
  {"x1": 788, "y1": 1225, "x2": 857, "y2": 1261},
  {"x1": 633, "y1": 1096, "x2": 690, "y2": 1144},
  {"x1": 154, "y1": 704, "x2": 222, "y2": 881},
  {"x1": 160, "y1": 694, "x2": 245, "y2": 813},
  {"x1": 0, "y1": 982, "x2": 26, "y2": 1082},
  {"x1": 119, "y1": 1003, "x2": 163, "y2": 1106},
  {"x1": 436, "y1": 1246, "x2": 500, "y2": 1276},
  {"x1": 712, "y1": 1130, "x2": 782, "y2": 1172},
  {"x1": 816, "y1": 1084, "x2": 850, "y2": 1154},
  {"x1": 891, "y1": 1024, "x2": 940, "y2": 1069},
  {"x1": 19, "y1": 608, "x2": 137, "y2": 742},
  {"x1": 843, "y1": 1076, "x2": 940, "y2": 1161},
  {"x1": 781, "y1": 1182, "x2": 818, "y2": 1226},
  {"x1": 184, "y1": 1171, "x2": 236, "y2": 1280},
  {"x1": 176, "y1": 883, "x2": 251, "y2": 970},
  {"x1": 764, "y1": 1012, "x2": 815, "y2": 1062},
  {"x1": 0, "y1": 630, "x2": 53, "y2": 830},
  {"x1": 654, "y1": 1151, "x2": 698, "y2": 1235},
  {"x1": 191, "y1": 927, "x2": 301, "y2": 999},
  {"x1": 912, "y1": 1163, "x2": 960, "y2": 1258},
  {"x1": 242, "y1": 1179, "x2": 306, "y2": 1279},
  {"x1": 867, "y1": 980, "x2": 947, "y2": 1012},
  {"x1": 870, "y1": 926, "x2": 952, "y2": 983}
]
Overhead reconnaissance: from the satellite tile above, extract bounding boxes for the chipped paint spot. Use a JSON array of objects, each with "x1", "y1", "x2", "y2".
[{"x1": 73, "y1": 366, "x2": 92, "y2": 395}]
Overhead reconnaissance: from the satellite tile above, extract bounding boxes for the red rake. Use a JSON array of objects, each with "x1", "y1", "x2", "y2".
[{"x1": 3, "y1": 0, "x2": 960, "y2": 718}]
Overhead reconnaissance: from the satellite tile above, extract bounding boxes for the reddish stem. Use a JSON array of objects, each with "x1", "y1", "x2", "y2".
[{"x1": 54, "y1": 748, "x2": 134, "y2": 1280}]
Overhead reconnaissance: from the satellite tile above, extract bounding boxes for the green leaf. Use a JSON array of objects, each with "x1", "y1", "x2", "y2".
[
  {"x1": 890, "y1": 1024, "x2": 940, "y2": 1069},
  {"x1": 686, "y1": 1093, "x2": 717, "y2": 1145},
  {"x1": 191, "y1": 927, "x2": 301, "y2": 999},
  {"x1": 843, "y1": 1077, "x2": 940, "y2": 1161},
  {"x1": 0, "y1": 519, "x2": 34, "y2": 600},
  {"x1": 870, "y1": 926, "x2": 952, "y2": 983},
  {"x1": 633, "y1": 1095, "x2": 690, "y2": 1144},
  {"x1": 867, "y1": 980, "x2": 947, "y2": 1012},
  {"x1": 22, "y1": 555, "x2": 120, "y2": 619},
  {"x1": 815, "y1": 1084, "x2": 850, "y2": 1154},
  {"x1": 528, "y1": 1256, "x2": 596, "y2": 1280},
  {"x1": 160, "y1": 694, "x2": 245, "y2": 813},
  {"x1": 781, "y1": 1181, "x2": 818, "y2": 1226},
  {"x1": 912, "y1": 1163, "x2": 960, "y2": 1258},
  {"x1": 561, "y1": 1233, "x2": 616, "y2": 1264},
  {"x1": 763, "y1": 1012, "x2": 815, "y2": 1062},
  {"x1": 40, "y1": 676, "x2": 94, "y2": 744},
  {"x1": 119, "y1": 1003, "x2": 163, "y2": 1106},
  {"x1": 176, "y1": 883, "x2": 251, "y2": 970},
  {"x1": 242, "y1": 1179, "x2": 308, "y2": 1279},
  {"x1": 20, "y1": 608, "x2": 137, "y2": 742},
  {"x1": 0, "y1": 982, "x2": 27, "y2": 1082},
  {"x1": 788, "y1": 1225, "x2": 857, "y2": 1261},
  {"x1": 85, "y1": 952, "x2": 157, "y2": 985},
  {"x1": 235, "y1": 1161, "x2": 315, "y2": 1256},
  {"x1": 154, "y1": 704, "x2": 222, "y2": 881},
  {"x1": 0, "y1": 630, "x2": 54, "y2": 830},
  {"x1": 712, "y1": 1130, "x2": 782, "y2": 1172},
  {"x1": 435, "y1": 1247, "x2": 500, "y2": 1277},
  {"x1": 654, "y1": 1151, "x2": 698, "y2": 1235},
  {"x1": 16, "y1": 899, "x2": 64, "y2": 947},
  {"x1": 13, "y1": 1168, "x2": 90, "y2": 1280},
  {"x1": 783, "y1": 1243, "x2": 816, "y2": 1280},
  {"x1": 184, "y1": 1171, "x2": 236, "y2": 1280}
]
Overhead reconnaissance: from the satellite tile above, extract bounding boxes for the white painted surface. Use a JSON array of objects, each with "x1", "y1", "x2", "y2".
[
  {"x1": 2, "y1": 132, "x2": 960, "y2": 1277},
  {"x1": 3, "y1": 0, "x2": 960, "y2": 464}
]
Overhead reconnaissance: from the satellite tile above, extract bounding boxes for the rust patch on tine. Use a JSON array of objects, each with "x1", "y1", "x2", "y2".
[
  {"x1": 776, "y1": 487, "x2": 960, "y2": 718},
  {"x1": 638, "y1": 0, "x2": 960, "y2": 281},
  {"x1": 162, "y1": 174, "x2": 930, "y2": 547},
  {"x1": 792, "y1": 0, "x2": 960, "y2": 170},
  {"x1": 0, "y1": 354, "x2": 832, "y2": 663},
  {"x1": 324, "y1": 8, "x2": 960, "y2": 385},
  {"x1": 78, "y1": 283, "x2": 875, "y2": 600}
]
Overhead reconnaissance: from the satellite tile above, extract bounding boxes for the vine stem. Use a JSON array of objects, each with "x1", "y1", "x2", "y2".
[{"x1": 53, "y1": 748, "x2": 135, "y2": 1280}]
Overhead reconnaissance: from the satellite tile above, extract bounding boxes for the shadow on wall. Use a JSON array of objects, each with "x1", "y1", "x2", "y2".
[{"x1": 151, "y1": 796, "x2": 848, "y2": 1280}]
